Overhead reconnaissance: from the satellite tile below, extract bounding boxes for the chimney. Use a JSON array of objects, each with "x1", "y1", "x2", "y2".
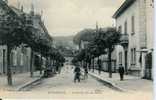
[{"x1": 21, "y1": 5, "x2": 24, "y2": 12}]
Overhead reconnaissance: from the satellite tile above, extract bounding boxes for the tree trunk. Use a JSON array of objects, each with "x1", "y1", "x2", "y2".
[
  {"x1": 50, "y1": 57, "x2": 52, "y2": 70},
  {"x1": 108, "y1": 48, "x2": 112, "y2": 78},
  {"x1": 46, "y1": 57, "x2": 48, "y2": 69},
  {"x1": 88, "y1": 59, "x2": 91, "y2": 71},
  {"x1": 52, "y1": 58, "x2": 54, "y2": 66},
  {"x1": 7, "y1": 45, "x2": 12, "y2": 85},
  {"x1": 92, "y1": 58, "x2": 94, "y2": 72},
  {"x1": 81, "y1": 61, "x2": 83, "y2": 67},
  {"x1": 30, "y1": 50, "x2": 34, "y2": 77},
  {"x1": 84, "y1": 60, "x2": 87, "y2": 68},
  {"x1": 40, "y1": 54, "x2": 43, "y2": 75}
]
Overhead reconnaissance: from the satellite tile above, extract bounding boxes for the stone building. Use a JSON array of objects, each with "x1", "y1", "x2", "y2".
[
  {"x1": 113, "y1": 0, "x2": 154, "y2": 79},
  {"x1": 0, "y1": 0, "x2": 52, "y2": 75}
]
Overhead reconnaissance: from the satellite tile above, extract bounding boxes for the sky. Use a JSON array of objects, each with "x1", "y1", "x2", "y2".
[{"x1": 8, "y1": 0, "x2": 125, "y2": 36}]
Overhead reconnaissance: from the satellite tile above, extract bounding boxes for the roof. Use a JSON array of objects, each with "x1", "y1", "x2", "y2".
[
  {"x1": 0, "y1": 0, "x2": 26, "y2": 18},
  {"x1": 10, "y1": 6, "x2": 24, "y2": 17},
  {"x1": 0, "y1": 0, "x2": 53, "y2": 46},
  {"x1": 0, "y1": 0, "x2": 17, "y2": 16},
  {"x1": 112, "y1": 0, "x2": 136, "y2": 19}
]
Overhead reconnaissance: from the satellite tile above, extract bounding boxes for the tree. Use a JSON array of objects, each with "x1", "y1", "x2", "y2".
[
  {"x1": 73, "y1": 29, "x2": 96, "y2": 48},
  {"x1": 0, "y1": 11, "x2": 31, "y2": 85},
  {"x1": 0, "y1": 8, "x2": 53, "y2": 85},
  {"x1": 73, "y1": 27, "x2": 121, "y2": 78},
  {"x1": 99, "y1": 27, "x2": 121, "y2": 78}
]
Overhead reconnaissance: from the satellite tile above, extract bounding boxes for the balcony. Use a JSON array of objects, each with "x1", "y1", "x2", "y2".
[{"x1": 120, "y1": 34, "x2": 129, "y2": 47}]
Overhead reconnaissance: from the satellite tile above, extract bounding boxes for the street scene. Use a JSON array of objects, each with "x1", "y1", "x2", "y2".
[
  {"x1": 25, "y1": 65, "x2": 112, "y2": 91},
  {"x1": 0, "y1": 0, "x2": 154, "y2": 100}
]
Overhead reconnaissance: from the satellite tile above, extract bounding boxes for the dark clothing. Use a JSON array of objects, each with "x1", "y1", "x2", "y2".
[
  {"x1": 120, "y1": 73, "x2": 124, "y2": 81},
  {"x1": 119, "y1": 67, "x2": 124, "y2": 74},
  {"x1": 84, "y1": 68, "x2": 88, "y2": 74},
  {"x1": 119, "y1": 66, "x2": 125, "y2": 81},
  {"x1": 74, "y1": 67, "x2": 81, "y2": 73},
  {"x1": 84, "y1": 68, "x2": 88, "y2": 79},
  {"x1": 74, "y1": 73, "x2": 80, "y2": 82},
  {"x1": 74, "y1": 67, "x2": 81, "y2": 83}
]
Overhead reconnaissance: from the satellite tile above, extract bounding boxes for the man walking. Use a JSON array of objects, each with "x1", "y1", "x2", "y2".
[
  {"x1": 74, "y1": 66, "x2": 81, "y2": 83},
  {"x1": 118, "y1": 64, "x2": 125, "y2": 81}
]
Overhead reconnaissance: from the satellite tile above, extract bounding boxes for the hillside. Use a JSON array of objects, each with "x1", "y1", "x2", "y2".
[{"x1": 53, "y1": 35, "x2": 78, "y2": 50}]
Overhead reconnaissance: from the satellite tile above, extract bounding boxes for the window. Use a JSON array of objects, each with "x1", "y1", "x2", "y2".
[
  {"x1": 118, "y1": 26, "x2": 122, "y2": 33},
  {"x1": 11, "y1": 51, "x2": 17, "y2": 66},
  {"x1": 131, "y1": 48, "x2": 136, "y2": 65},
  {"x1": 119, "y1": 52, "x2": 122, "y2": 64},
  {"x1": 150, "y1": 0, "x2": 154, "y2": 7},
  {"x1": 124, "y1": 21, "x2": 127, "y2": 34},
  {"x1": 151, "y1": 0, "x2": 154, "y2": 3},
  {"x1": 134, "y1": 48, "x2": 136, "y2": 63},
  {"x1": 131, "y1": 49, "x2": 133, "y2": 64},
  {"x1": 20, "y1": 53, "x2": 24, "y2": 66},
  {"x1": 131, "y1": 16, "x2": 135, "y2": 34}
]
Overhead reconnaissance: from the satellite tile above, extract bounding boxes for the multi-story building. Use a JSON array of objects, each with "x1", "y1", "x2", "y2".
[
  {"x1": 113, "y1": 0, "x2": 154, "y2": 79},
  {"x1": 0, "y1": 0, "x2": 52, "y2": 75}
]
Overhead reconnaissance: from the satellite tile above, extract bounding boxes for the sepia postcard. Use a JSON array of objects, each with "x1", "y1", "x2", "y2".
[{"x1": 0, "y1": 0, "x2": 155, "y2": 100}]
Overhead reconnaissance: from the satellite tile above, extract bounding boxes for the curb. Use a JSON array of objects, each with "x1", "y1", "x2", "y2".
[
  {"x1": 17, "y1": 76, "x2": 43, "y2": 91},
  {"x1": 88, "y1": 72, "x2": 127, "y2": 92}
]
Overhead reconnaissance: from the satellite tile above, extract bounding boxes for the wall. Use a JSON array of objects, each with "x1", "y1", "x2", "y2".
[
  {"x1": 115, "y1": 0, "x2": 154, "y2": 77},
  {"x1": 145, "y1": 0, "x2": 154, "y2": 50},
  {"x1": 10, "y1": 46, "x2": 31, "y2": 74},
  {"x1": 115, "y1": 0, "x2": 141, "y2": 71}
]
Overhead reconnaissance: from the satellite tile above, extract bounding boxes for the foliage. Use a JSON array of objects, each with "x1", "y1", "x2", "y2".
[
  {"x1": 73, "y1": 29, "x2": 96, "y2": 45},
  {"x1": 72, "y1": 27, "x2": 121, "y2": 70}
]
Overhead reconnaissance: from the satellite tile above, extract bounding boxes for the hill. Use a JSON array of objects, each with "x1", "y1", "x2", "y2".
[{"x1": 53, "y1": 35, "x2": 78, "y2": 50}]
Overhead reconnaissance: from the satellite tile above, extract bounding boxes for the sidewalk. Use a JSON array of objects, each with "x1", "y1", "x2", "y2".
[
  {"x1": 0, "y1": 71, "x2": 43, "y2": 92},
  {"x1": 88, "y1": 70, "x2": 153, "y2": 92}
]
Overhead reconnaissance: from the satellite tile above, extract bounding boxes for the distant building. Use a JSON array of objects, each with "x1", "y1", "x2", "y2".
[
  {"x1": 113, "y1": 0, "x2": 154, "y2": 79},
  {"x1": 79, "y1": 40, "x2": 89, "y2": 50}
]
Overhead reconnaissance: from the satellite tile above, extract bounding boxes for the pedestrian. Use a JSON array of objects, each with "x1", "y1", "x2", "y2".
[
  {"x1": 74, "y1": 66, "x2": 81, "y2": 83},
  {"x1": 97, "y1": 59, "x2": 102, "y2": 75},
  {"x1": 118, "y1": 64, "x2": 125, "y2": 81},
  {"x1": 84, "y1": 67, "x2": 88, "y2": 79}
]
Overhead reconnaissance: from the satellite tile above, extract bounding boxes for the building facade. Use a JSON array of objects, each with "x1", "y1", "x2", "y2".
[
  {"x1": 113, "y1": 0, "x2": 154, "y2": 79},
  {"x1": 0, "y1": 0, "x2": 51, "y2": 75}
]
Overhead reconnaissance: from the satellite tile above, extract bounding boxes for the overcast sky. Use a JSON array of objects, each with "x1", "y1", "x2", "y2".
[{"x1": 8, "y1": 0, "x2": 124, "y2": 36}]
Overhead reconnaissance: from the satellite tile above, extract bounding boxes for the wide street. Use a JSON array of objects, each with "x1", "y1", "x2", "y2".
[
  {"x1": 27, "y1": 64, "x2": 114, "y2": 92},
  {"x1": 0, "y1": 0, "x2": 154, "y2": 100},
  {"x1": 0, "y1": 64, "x2": 153, "y2": 100}
]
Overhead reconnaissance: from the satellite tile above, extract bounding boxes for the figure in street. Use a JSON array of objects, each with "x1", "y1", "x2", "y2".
[
  {"x1": 97, "y1": 59, "x2": 102, "y2": 75},
  {"x1": 74, "y1": 66, "x2": 81, "y2": 83},
  {"x1": 118, "y1": 64, "x2": 125, "y2": 81},
  {"x1": 84, "y1": 67, "x2": 88, "y2": 79}
]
